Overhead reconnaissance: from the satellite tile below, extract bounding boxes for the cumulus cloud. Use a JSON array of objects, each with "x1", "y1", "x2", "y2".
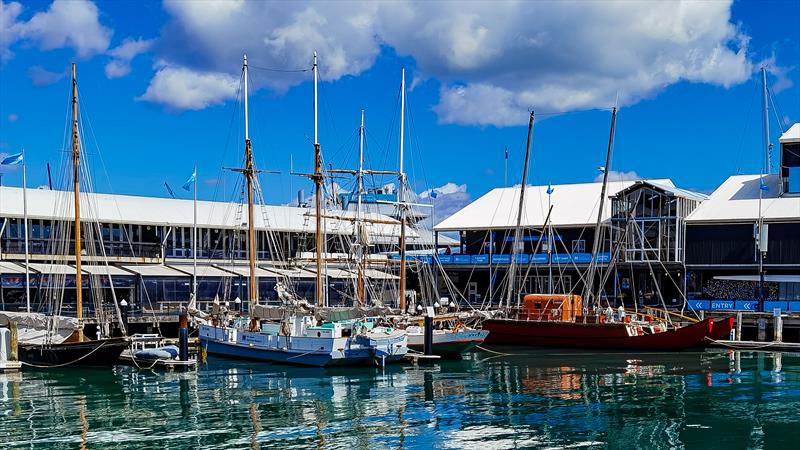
[
  {"x1": 27, "y1": 65, "x2": 68, "y2": 86},
  {"x1": 105, "y1": 37, "x2": 154, "y2": 79},
  {"x1": 415, "y1": 182, "x2": 471, "y2": 228},
  {"x1": 137, "y1": 65, "x2": 239, "y2": 111},
  {"x1": 141, "y1": 0, "x2": 755, "y2": 121},
  {"x1": 378, "y1": 1, "x2": 752, "y2": 126},
  {"x1": 2, "y1": 0, "x2": 111, "y2": 59},
  {"x1": 594, "y1": 170, "x2": 642, "y2": 182},
  {"x1": 140, "y1": 0, "x2": 381, "y2": 109}
]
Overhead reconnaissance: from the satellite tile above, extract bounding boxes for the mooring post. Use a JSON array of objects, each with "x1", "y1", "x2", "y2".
[
  {"x1": 757, "y1": 317, "x2": 767, "y2": 342},
  {"x1": 423, "y1": 315, "x2": 433, "y2": 356},
  {"x1": 735, "y1": 312, "x2": 743, "y2": 341},
  {"x1": 179, "y1": 310, "x2": 189, "y2": 362},
  {"x1": 120, "y1": 299, "x2": 129, "y2": 336},
  {"x1": 9, "y1": 320, "x2": 18, "y2": 362},
  {"x1": 774, "y1": 314, "x2": 783, "y2": 343}
]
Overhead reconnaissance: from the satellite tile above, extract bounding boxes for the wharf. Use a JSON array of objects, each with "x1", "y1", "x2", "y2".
[{"x1": 710, "y1": 340, "x2": 800, "y2": 352}]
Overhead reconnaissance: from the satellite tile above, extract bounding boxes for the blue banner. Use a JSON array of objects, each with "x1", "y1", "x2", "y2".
[
  {"x1": 471, "y1": 255, "x2": 489, "y2": 264},
  {"x1": 491, "y1": 254, "x2": 511, "y2": 264},
  {"x1": 453, "y1": 254, "x2": 471, "y2": 264}
]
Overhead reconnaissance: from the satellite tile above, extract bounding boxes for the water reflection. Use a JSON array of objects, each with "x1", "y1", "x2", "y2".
[{"x1": 0, "y1": 350, "x2": 798, "y2": 448}]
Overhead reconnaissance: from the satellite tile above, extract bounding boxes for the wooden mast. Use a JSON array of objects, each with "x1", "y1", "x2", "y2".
[
  {"x1": 585, "y1": 107, "x2": 617, "y2": 309},
  {"x1": 505, "y1": 111, "x2": 534, "y2": 308},
  {"x1": 312, "y1": 52, "x2": 324, "y2": 306},
  {"x1": 243, "y1": 54, "x2": 258, "y2": 320},
  {"x1": 398, "y1": 68, "x2": 407, "y2": 312},
  {"x1": 356, "y1": 110, "x2": 365, "y2": 305},
  {"x1": 71, "y1": 63, "x2": 84, "y2": 341}
]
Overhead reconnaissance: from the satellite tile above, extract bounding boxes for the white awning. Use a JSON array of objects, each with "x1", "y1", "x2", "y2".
[
  {"x1": 120, "y1": 265, "x2": 189, "y2": 277},
  {"x1": 362, "y1": 268, "x2": 399, "y2": 281},
  {"x1": 714, "y1": 275, "x2": 800, "y2": 283},
  {"x1": 78, "y1": 265, "x2": 134, "y2": 276},
  {"x1": 26, "y1": 263, "x2": 84, "y2": 275},
  {"x1": 168, "y1": 265, "x2": 236, "y2": 278},
  {"x1": 260, "y1": 267, "x2": 317, "y2": 279},
  {"x1": 302, "y1": 267, "x2": 357, "y2": 279},
  {"x1": 0, "y1": 262, "x2": 26, "y2": 274},
  {"x1": 215, "y1": 264, "x2": 277, "y2": 278}
]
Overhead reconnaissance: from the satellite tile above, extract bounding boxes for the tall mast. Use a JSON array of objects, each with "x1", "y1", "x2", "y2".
[
  {"x1": 243, "y1": 54, "x2": 258, "y2": 314},
  {"x1": 192, "y1": 163, "x2": 197, "y2": 299},
  {"x1": 356, "y1": 110, "x2": 366, "y2": 305},
  {"x1": 761, "y1": 67, "x2": 772, "y2": 174},
  {"x1": 757, "y1": 66, "x2": 770, "y2": 312},
  {"x1": 398, "y1": 68, "x2": 408, "y2": 312},
  {"x1": 505, "y1": 111, "x2": 534, "y2": 308},
  {"x1": 585, "y1": 107, "x2": 617, "y2": 309},
  {"x1": 22, "y1": 149, "x2": 30, "y2": 313},
  {"x1": 312, "y1": 51, "x2": 324, "y2": 306},
  {"x1": 71, "y1": 63, "x2": 84, "y2": 340}
]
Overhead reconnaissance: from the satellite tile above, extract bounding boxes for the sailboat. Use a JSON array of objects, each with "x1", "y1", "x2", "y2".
[
  {"x1": 480, "y1": 109, "x2": 716, "y2": 350},
  {"x1": 0, "y1": 64, "x2": 128, "y2": 367},
  {"x1": 198, "y1": 54, "x2": 407, "y2": 367}
]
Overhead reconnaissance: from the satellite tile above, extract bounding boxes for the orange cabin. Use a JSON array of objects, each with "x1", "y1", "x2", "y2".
[{"x1": 520, "y1": 294, "x2": 583, "y2": 322}]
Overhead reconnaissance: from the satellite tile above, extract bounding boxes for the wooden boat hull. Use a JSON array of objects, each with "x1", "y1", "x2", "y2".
[
  {"x1": 407, "y1": 329, "x2": 489, "y2": 358},
  {"x1": 19, "y1": 337, "x2": 129, "y2": 368},
  {"x1": 481, "y1": 318, "x2": 714, "y2": 351},
  {"x1": 708, "y1": 317, "x2": 735, "y2": 342}
]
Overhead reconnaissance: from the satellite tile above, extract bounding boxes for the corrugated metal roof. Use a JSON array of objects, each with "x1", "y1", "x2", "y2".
[
  {"x1": 779, "y1": 123, "x2": 800, "y2": 143},
  {"x1": 617, "y1": 180, "x2": 708, "y2": 202},
  {"x1": 434, "y1": 179, "x2": 674, "y2": 231},
  {"x1": 0, "y1": 187, "x2": 414, "y2": 239},
  {"x1": 260, "y1": 267, "x2": 317, "y2": 279},
  {"x1": 686, "y1": 174, "x2": 800, "y2": 223}
]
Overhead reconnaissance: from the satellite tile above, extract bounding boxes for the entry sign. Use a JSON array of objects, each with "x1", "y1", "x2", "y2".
[{"x1": 774, "y1": 308, "x2": 782, "y2": 318}]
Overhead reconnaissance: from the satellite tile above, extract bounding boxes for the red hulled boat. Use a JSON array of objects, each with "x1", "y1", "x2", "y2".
[{"x1": 482, "y1": 294, "x2": 716, "y2": 351}]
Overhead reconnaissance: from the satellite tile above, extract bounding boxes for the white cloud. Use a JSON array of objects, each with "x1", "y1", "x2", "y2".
[
  {"x1": 27, "y1": 65, "x2": 67, "y2": 86},
  {"x1": 8, "y1": 0, "x2": 111, "y2": 58},
  {"x1": 137, "y1": 65, "x2": 239, "y2": 111},
  {"x1": 377, "y1": 1, "x2": 753, "y2": 126},
  {"x1": 105, "y1": 37, "x2": 154, "y2": 78},
  {"x1": 419, "y1": 182, "x2": 467, "y2": 199},
  {"x1": 0, "y1": 1, "x2": 23, "y2": 60},
  {"x1": 142, "y1": 0, "x2": 756, "y2": 120},
  {"x1": 416, "y1": 182, "x2": 471, "y2": 227},
  {"x1": 594, "y1": 170, "x2": 642, "y2": 182}
]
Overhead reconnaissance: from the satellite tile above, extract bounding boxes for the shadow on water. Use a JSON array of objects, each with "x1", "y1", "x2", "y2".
[{"x1": 1, "y1": 350, "x2": 799, "y2": 449}]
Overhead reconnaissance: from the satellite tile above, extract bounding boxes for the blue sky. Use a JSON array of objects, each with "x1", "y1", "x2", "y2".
[{"x1": 1, "y1": 0, "x2": 798, "y2": 220}]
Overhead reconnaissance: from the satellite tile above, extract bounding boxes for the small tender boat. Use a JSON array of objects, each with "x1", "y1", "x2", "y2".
[
  {"x1": 118, "y1": 334, "x2": 197, "y2": 371},
  {"x1": 482, "y1": 294, "x2": 714, "y2": 351}
]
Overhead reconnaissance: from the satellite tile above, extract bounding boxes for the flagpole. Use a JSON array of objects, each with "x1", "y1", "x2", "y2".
[
  {"x1": 22, "y1": 149, "x2": 30, "y2": 313},
  {"x1": 192, "y1": 163, "x2": 197, "y2": 300}
]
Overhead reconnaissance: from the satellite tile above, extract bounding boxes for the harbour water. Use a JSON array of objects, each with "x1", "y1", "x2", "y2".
[{"x1": 1, "y1": 349, "x2": 799, "y2": 449}]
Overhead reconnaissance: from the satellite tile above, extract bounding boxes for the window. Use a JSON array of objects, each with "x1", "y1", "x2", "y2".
[{"x1": 572, "y1": 239, "x2": 586, "y2": 253}]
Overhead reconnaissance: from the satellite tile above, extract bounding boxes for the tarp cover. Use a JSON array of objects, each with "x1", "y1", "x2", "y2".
[{"x1": 0, "y1": 311, "x2": 78, "y2": 345}]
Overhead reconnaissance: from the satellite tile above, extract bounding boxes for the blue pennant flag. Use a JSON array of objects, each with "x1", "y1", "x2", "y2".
[
  {"x1": 504, "y1": 147, "x2": 508, "y2": 160},
  {"x1": 1, "y1": 152, "x2": 23, "y2": 166},
  {"x1": 759, "y1": 181, "x2": 769, "y2": 191},
  {"x1": 429, "y1": 190, "x2": 438, "y2": 199},
  {"x1": 546, "y1": 183, "x2": 554, "y2": 195},
  {"x1": 181, "y1": 170, "x2": 196, "y2": 191}
]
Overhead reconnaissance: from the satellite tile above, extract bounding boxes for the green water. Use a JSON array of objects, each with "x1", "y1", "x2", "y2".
[{"x1": 1, "y1": 349, "x2": 799, "y2": 449}]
